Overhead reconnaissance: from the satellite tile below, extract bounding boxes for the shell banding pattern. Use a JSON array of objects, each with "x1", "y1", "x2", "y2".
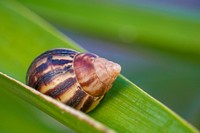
[{"x1": 27, "y1": 48, "x2": 121, "y2": 113}]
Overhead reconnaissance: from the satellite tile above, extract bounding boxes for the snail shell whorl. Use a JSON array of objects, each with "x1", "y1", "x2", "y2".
[
  {"x1": 26, "y1": 48, "x2": 121, "y2": 112},
  {"x1": 74, "y1": 53, "x2": 121, "y2": 97}
]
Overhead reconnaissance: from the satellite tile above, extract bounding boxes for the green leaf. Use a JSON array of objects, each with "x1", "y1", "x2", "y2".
[
  {"x1": 17, "y1": 0, "x2": 200, "y2": 59},
  {"x1": 0, "y1": 1, "x2": 199, "y2": 133},
  {"x1": 0, "y1": 72, "x2": 115, "y2": 133}
]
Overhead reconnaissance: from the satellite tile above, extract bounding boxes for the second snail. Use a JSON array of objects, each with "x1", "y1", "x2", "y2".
[{"x1": 26, "y1": 48, "x2": 121, "y2": 113}]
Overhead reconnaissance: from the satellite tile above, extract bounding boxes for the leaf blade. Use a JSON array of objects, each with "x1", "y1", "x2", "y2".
[
  {"x1": 0, "y1": 72, "x2": 115, "y2": 133},
  {"x1": 0, "y1": 1, "x2": 199, "y2": 133},
  {"x1": 90, "y1": 76, "x2": 199, "y2": 132}
]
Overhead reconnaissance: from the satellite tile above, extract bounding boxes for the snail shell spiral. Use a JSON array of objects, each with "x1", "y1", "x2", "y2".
[{"x1": 26, "y1": 48, "x2": 121, "y2": 112}]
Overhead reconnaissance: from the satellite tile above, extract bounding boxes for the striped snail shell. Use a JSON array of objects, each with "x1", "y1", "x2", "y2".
[{"x1": 26, "y1": 48, "x2": 121, "y2": 113}]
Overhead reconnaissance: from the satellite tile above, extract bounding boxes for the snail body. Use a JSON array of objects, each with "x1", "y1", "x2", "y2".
[{"x1": 26, "y1": 48, "x2": 121, "y2": 112}]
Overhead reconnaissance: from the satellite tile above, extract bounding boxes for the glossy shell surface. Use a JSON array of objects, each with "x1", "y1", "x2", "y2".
[{"x1": 27, "y1": 48, "x2": 121, "y2": 112}]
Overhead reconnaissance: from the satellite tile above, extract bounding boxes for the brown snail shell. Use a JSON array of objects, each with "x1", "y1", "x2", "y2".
[{"x1": 26, "y1": 48, "x2": 121, "y2": 112}]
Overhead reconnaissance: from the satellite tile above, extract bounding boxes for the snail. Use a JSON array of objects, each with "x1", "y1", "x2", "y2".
[{"x1": 26, "y1": 48, "x2": 121, "y2": 113}]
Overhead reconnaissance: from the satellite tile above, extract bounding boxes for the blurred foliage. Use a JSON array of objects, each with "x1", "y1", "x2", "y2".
[
  {"x1": 18, "y1": 0, "x2": 200, "y2": 60},
  {"x1": 0, "y1": 0, "x2": 199, "y2": 132}
]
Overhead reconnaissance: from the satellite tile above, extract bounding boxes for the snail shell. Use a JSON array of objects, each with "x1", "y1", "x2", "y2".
[{"x1": 26, "y1": 48, "x2": 121, "y2": 112}]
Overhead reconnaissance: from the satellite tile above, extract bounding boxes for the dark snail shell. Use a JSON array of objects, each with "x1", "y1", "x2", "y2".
[{"x1": 26, "y1": 48, "x2": 121, "y2": 112}]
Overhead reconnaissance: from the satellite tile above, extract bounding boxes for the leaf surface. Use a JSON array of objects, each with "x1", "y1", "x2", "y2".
[{"x1": 0, "y1": 1, "x2": 199, "y2": 133}]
